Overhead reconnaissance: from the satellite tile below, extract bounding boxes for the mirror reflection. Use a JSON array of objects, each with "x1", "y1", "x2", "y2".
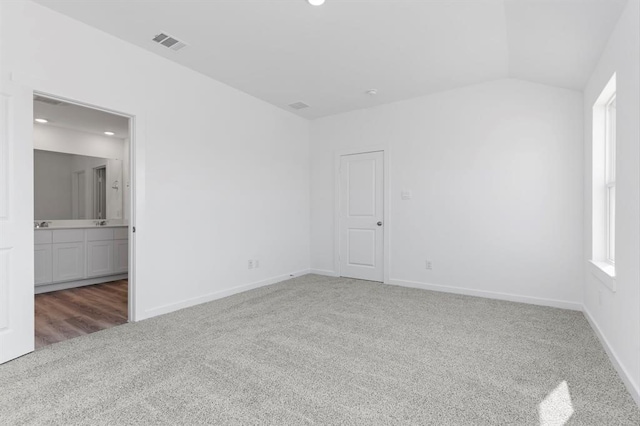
[{"x1": 34, "y1": 150, "x2": 123, "y2": 220}]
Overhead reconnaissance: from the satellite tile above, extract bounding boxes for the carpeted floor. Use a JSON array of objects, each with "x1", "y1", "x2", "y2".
[{"x1": 0, "y1": 274, "x2": 638, "y2": 425}]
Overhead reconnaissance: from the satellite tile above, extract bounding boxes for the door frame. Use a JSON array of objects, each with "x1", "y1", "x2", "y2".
[
  {"x1": 333, "y1": 146, "x2": 390, "y2": 283},
  {"x1": 32, "y1": 90, "x2": 140, "y2": 323}
]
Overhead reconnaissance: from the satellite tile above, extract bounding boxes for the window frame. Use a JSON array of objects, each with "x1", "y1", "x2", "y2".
[
  {"x1": 604, "y1": 93, "x2": 616, "y2": 265},
  {"x1": 590, "y1": 73, "x2": 616, "y2": 290}
]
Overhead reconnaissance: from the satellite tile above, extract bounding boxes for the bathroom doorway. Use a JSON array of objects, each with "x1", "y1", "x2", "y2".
[{"x1": 32, "y1": 93, "x2": 135, "y2": 349}]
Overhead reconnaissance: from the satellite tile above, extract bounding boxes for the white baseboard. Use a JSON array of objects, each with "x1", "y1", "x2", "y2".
[
  {"x1": 386, "y1": 278, "x2": 583, "y2": 311},
  {"x1": 141, "y1": 269, "x2": 309, "y2": 320},
  {"x1": 583, "y1": 306, "x2": 640, "y2": 405},
  {"x1": 309, "y1": 269, "x2": 339, "y2": 277}
]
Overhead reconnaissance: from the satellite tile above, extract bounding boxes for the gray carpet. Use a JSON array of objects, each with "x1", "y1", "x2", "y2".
[{"x1": 0, "y1": 274, "x2": 638, "y2": 425}]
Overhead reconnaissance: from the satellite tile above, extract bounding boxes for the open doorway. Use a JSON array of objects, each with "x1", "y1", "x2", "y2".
[{"x1": 32, "y1": 94, "x2": 133, "y2": 349}]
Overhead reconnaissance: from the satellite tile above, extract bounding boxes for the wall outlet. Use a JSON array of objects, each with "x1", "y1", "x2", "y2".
[
  {"x1": 426, "y1": 260, "x2": 433, "y2": 270},
  {"x1": 255, "y1": 259, "x2": 260, "y2": 268},
  {"x1": 248, "y1": 259, "x2": 254, "y2": 269}
]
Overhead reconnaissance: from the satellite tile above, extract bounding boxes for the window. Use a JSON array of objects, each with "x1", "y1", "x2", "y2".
[
  {"x1": 592, "y1": 73, "x2": 616, "y2": 276},
  {"x1": 604, "y1": 94, "x2": 616, "y2": 264}
]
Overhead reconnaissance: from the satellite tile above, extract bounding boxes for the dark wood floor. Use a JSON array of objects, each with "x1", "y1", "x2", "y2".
[{"x1": 35, "y1": 280, "x2": 128, "y2": 349}]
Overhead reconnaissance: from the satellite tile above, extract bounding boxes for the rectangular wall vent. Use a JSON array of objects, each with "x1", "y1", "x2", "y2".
[
  {"x1": 152, "y1": 33, "x2": 187, "y2": 52},
  {"x1": 288, "y1": 102, "x2": 310, "y2": 110}
]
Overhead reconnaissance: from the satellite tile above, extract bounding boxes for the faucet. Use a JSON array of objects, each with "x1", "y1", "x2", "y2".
[
  {"x1": 95, "y1": 220, "x2": 108, "y2": 226},
  {"x1": 35, "y1": 221, "x2": 51, "y2": 228}
]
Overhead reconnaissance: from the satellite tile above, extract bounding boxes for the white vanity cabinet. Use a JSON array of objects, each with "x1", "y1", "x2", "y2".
[
  {"x1": 52, "y1": 242, "x2": 85, "y2": 282},
  {"x1": 34, "y1": 244, "x2": 53, "y2": 285},
  {"x1": 34, "y1": 226, "x2": 128, "y2": 293},
  {"x1": 113, "y1": 227, "x2": 129, "y2": 274},
  {"x1": 114, "y1": 242, "x2": 129, "y2": 274},
  {"x1": 52, "y1": 229, "x2": 85, "y2": 283},
  {"x1": 34, "y1": 231, "x2": 53, "y2": 286},
  {"x1": 86, "y1": 240, "x2": 114, "y2": 277},
  {"x1": 87, "y1": 229, "x2": 115, "y2": 278}
]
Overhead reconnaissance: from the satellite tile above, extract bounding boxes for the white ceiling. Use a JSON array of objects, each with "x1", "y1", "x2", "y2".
[
  {"x1": 34, "y1": 0, "x2": 627, "y2": 119},
  {"x1": 34, "y1": 96, "x2": 130, "y2": 137}
]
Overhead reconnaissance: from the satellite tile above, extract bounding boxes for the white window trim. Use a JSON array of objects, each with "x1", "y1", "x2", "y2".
[
  {"x1": 589, "y1": 260, "x2": 616, "y2": 292},
  {"x1": 604, "y1": 93, "x2": 616, "y2": 265},
  {"x1": 590, "y1": 73, "x2": 616, "y2": 288}
]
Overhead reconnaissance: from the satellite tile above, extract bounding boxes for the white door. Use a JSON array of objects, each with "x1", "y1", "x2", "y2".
[
  {"x1": 0, "y1": 82, "x2": 34, "y2": 363},
  {"x1": 339, "y1": 151, "x2": 384, "y2": 282}
]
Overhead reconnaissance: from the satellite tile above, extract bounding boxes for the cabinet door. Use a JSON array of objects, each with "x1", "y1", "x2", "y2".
[
  {"x1": 113, "y1": 240, "x2": 128, "y2": 274},
  {"x1": 34, "y1": 244, "x2": 52, "y2": 286},
  {"x1": 52, "y1": 242, "x2": 85, "y2": 283},
  {"x1": 87, "y1": 240, "x2": 114, "y2": 278}
]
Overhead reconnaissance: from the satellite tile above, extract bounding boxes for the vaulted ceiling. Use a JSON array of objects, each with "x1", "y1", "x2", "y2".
[{"x1": 34, "y1": 0, "x2": 627, "y2": 119}]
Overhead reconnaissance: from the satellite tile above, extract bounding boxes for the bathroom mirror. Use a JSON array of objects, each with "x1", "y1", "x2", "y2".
[{"x1": 34, "y1": 149, "x2": 123, "y2": 220}]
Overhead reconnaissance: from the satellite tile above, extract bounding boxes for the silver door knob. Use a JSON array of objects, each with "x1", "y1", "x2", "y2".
[{"x1": 377, "y1": 221, "x2": 383, "y2": 226}]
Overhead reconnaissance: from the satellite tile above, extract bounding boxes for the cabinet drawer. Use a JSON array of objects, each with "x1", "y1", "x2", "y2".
[
  {"x1": 87, "y1": 228, "x2": 114, "y2": 241},
  {"x1": 113, "y1": 227, "x2": 128, "y2": 240},
  {"x1": 53, "y1": 229, "x2": 84, "y2": 243},
  {"x1": 34, "y1": 230, "x2": 52, "y2": 245}
]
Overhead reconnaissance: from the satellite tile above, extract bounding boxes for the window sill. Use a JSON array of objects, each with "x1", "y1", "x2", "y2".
[{"x1": 589, "y1": 260, "x2": 616, "y2": 292}]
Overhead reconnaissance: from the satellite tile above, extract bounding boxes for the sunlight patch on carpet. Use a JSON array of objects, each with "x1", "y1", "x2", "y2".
[{"x1": 538, "y1": 380, "x2": 574, "y2": 426}]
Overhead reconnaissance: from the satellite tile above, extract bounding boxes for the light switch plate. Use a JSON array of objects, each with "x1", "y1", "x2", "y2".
[{"x1": 401, "y1": 190, "x2": 413, "y2": 200}]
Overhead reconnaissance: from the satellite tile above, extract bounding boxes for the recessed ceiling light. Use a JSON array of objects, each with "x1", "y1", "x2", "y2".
[
  {"x1": 308, "y1": 0, "x2": 325, "y2": 6},
  {"x1": 34, "y1": 118, "x2": 48, "y2": 123},
  {"x1": 104, "y1": 131, "x2": 115, "y2": 136},
  {"x1": 366, "y1": 89, "x2": 378, "y2": 96}
]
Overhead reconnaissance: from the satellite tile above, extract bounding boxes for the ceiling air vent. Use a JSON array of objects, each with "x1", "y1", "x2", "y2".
[
  {"x1": 288, "y1": 102, "x2": 310, "y2": 110},
  {"x1": 33, "y1": 95, "x2": 65, "y2": 106},
  {"x1": 152, "y1": 32, "x2": 187, "y2": 52}
]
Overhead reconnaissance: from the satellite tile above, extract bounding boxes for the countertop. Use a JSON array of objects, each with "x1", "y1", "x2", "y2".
[{"x1": 35, "y1": 225, "x2": 129, "y2": 230}]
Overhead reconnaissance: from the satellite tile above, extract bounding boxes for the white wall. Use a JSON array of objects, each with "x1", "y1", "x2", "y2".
[
  {"x1": 582, "y1": 0, "x2": 640, "y2": 402},
  {"x1": 1, "y1": 0, "x2": 310, "y2": 319},
  {"x1": 34, "y1": 124, "x2": 125, "y2": 160},
  {"x1": 310, "y1": 79, "x2": 584, "y2": 308},
  {"x1": 33, "y1": 150, "x2": 73, "y2": 220}
]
